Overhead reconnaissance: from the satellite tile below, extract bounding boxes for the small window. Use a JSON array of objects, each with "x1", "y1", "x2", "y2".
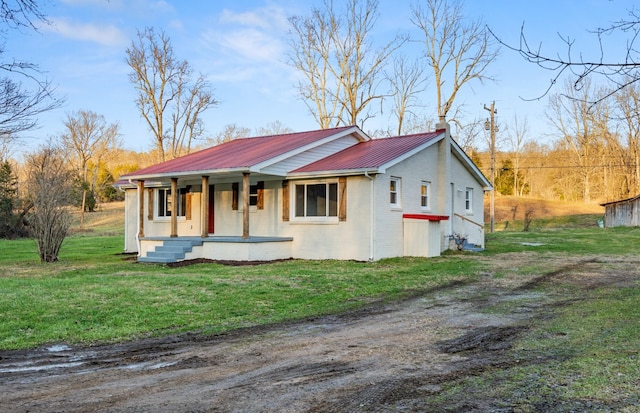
[
  {"x1": 421, "y1": 181, "x2": 431, "y2": 210},
  {"x1": 390, "y1": 177, "x2": 401, "y2": 208},
  {"x1": 233, "y1": 181, "x2": 263, "y2": 209},
  {"x1": 465, "y1": 187, "x2": 473, "y2": 213},
  {"x1": 294, "y1": 182, "x2": 338, "y2": 217},
  {"x1": 157, "y1": 188, "x2": 186, "y2": 217},
  {"x1": 250, "y1": 184, "x2": 258, "y2": 206}
]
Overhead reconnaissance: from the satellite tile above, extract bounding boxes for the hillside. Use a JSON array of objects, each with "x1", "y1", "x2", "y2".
[
  {"x1": 69, "y1": 201, "x2": 125, "y2": 235},
  {"x1": 486, "y1": 195, "x2": 604, "y2": 223}
]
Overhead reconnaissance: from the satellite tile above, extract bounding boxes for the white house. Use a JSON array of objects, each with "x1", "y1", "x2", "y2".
[{"x1": 115, "y1": 123, "x2": 491, "y2": 263}]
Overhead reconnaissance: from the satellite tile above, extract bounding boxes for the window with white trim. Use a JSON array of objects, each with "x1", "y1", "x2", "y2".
[
  {"x1": 157, "y1": 188, "x2": 187, "y2": 218},
  {"x1": 294, "y1": 182, "x2": 338, "y2": 217},
  {"x1": 390, "y1": 177, "x2": 401, "y2": 208},
  {"x1": 421, "y1": 181, "x2": 431, "y2": 210},
  {"x1": 465, "y1": 187, "x2": 473, "y2": 213}
]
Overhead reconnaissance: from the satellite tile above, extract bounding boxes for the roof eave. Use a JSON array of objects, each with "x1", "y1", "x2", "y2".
[
  {"x1": 121, "y1": 167, "x2": 252, "y2": 182},
  {"x1": 450, "y1": 139, "x2": 492, "y2": 188},
  {"x1": 287, "y1": 168, "x2": 380, "y2": 179}
]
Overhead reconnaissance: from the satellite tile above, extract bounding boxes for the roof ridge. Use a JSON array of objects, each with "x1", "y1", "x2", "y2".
[
  {"x1": 240, "y1": 125, "x2": 356, "y2": 141},
  {"x1": 378, "y1": 130, "x2": 440, "y2": 139}
]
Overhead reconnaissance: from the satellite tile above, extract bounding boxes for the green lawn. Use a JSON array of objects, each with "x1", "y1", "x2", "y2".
[
  {"x1": 2, "y1": 222, "x2": 639, "y2": 409},
  {"x1": 0, "y1": 235, "x2": 478, "y2": 349},
  {"x1": 2, "y1": 224, "x2": 639, "y2": 351}
]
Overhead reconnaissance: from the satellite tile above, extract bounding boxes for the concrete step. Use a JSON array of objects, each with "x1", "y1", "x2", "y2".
[
  {"x1": 138, "y1": 255, "x2": 177, "y2": 263},
  {"x1": 139, "y1": 238, "x2": 203, "y2": 263},
  {"x1": 146, "y1": 250, "x2": 186, "y2": 260}
]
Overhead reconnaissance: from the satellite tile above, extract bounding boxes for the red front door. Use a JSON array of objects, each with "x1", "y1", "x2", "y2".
[{"x1": 208, "y1": 184, "x2": 215, "y2": 234}]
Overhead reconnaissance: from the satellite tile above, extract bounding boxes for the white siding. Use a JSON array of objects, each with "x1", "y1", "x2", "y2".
[
  {"x1": 261, "y1": 135, "x2": 361, "y2": 175},
  {"x1": 403, "y1": 219, "x2": 441, "y2": 257},
  {"x1": 373, "y1": 146, "x2": 444, "y2": 259},
  {"x1": 450, "y1": 154, "x2": 486, "y2": 247},
  {"x1": 284, "y1": 176, "x2": 372, "y2": 260},
  {"x1": 213, "y1": 180, "x2": 282, "y2": 237}
]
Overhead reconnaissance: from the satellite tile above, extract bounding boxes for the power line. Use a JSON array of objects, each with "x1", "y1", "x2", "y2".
[{"x1": 501, "y1": 164, "x2": 640, "y2": 170}]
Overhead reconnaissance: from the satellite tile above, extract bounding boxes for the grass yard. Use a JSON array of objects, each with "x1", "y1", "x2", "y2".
[
  {"x1": 1, "y1": 219, "x2": 639, "y2": 350},
  {"x1": 0, "y1": 235, "x2": 478, "y2": 349},
  {"x1": 0, "y1": 207, "x2": 638, "y2": 410}
]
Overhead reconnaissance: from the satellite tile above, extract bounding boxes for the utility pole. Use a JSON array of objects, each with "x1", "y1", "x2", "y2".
[{"x1": 484, "y1": 101, "x2": 497, "y2": 233}]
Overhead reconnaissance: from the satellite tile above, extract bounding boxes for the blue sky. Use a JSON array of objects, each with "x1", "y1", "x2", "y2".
[{"x1": 8, "y1": 0, "x2": 638, "y2": 154}]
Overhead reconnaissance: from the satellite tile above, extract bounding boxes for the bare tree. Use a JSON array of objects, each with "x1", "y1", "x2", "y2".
[
  {"x1": 411, "y1": 0, "x2": 498, "y2": 122},
  {"x1": 287, "y1": 0, "x2": 406, "y2": 129},
  {"x1": 126, "y1": 27, "x2": 218, "y2": 161},
  {"x1": 61, "y1": 110, "x2": 120, "y2": 223},
  {"x1": 490, "y1": 7, "x2": 640, "y2": 106},
  {"x1": 24, "y1": 143, "x2": 73, "y2": 262},
  {"x1": 0, "y1": 0, "x2": 48, "y2": 30},
  {"x1": 453, "y1": 118, "x2": 484, "y2": 153},
  {"x1": 547, "y1": 79, "x2": 610, "y2": 202},
  {"x1": 0, "y1": 0, "x2": 63, "y2": 141},
  {"x1": 386, "y1": 54, "x2": 427, "y2": 135},
  {"x1": 255, "y1": 120, "x2": 293, "y2": 136},
  {"x1": 613, "y1": 80, "x2": 640, "y2": 196},
  {"x1": 207, "y1": 123, "x2": 251, "y2": 146},
  {"x1": 507, "y1": 115, "x2": 529, "y2": 196}
]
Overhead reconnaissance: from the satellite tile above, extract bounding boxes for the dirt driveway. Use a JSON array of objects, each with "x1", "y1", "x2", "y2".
[{"x1": 1, "y1": 253, "x2": 637, "y2": 412}]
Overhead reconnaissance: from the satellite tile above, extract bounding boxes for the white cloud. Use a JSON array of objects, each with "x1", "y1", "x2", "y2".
[
  {"x1": 219, "y1": 5, "x2": 288, "y2": 31},
  {"x1": 217, "y1": 28, "x2": 283, "y2": 62},
  {"x1": 200, "y1": 4, "x2": 290, "y2": 65},
  {"x1": 44, "y1": 17, "x2": 128, "y2": 47}
]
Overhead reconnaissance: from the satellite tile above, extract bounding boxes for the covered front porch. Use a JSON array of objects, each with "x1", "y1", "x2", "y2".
[{"x1": 127, "y1": 170, "x2": 293, "y2": 263}]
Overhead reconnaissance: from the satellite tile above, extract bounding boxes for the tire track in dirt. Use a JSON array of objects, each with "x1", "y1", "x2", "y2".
[{"x1": 1, "y1": 256, "x2": 636, "y2": 412}]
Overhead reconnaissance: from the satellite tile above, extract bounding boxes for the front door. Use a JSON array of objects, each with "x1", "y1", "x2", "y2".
[{"x1": 208, "y1": 184, "x2": 215, "y2": 234}]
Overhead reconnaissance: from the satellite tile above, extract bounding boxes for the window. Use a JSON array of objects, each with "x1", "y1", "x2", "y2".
[
  {"x1": 421, "y1": 181, "x2": 431, "y2": 210},
  {"x1": 249, "y1": 184, "x2": 258, "y2": 206},
  {"x1": 390, "y1": 177, "x2": 401, "y2": 208},
  {"x1": 157, "y1": 188, "x2": 187, "y2": 217},
  {"x1": 465, "y1": 187, "x2": 473, "y2": 213},
  {"x1": 232, "y1": 181, "x2": 263, "y2": 210},
  {"x1": 294, "y1": 182, "x2": 338, "y2": 217}
]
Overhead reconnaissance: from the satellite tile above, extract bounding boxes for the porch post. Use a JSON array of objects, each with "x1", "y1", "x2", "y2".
[
  {"x1": 242, "y1": 172, "x2": 250, "y2": 239},
  {"x1": 137, "y1": 180, "x2": 145, "y2": 238},
  {"x1": 201, "y1": 176, "x2": 209, "y2": 238},
  {"x1": 170, "y1": 177, "x2": 178, "y2": 238}
]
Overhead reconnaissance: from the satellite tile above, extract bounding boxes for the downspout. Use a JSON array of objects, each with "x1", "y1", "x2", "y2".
[{"x1": 364, "y1": 171, "x2": 375, "y2": 261}]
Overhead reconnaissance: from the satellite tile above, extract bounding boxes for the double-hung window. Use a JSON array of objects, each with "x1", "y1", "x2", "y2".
[
  {"x1": 294, "y1": 182, "x2": 338, "y2": 218},
  {"x1": 249, "y1": 184, "x2": 258, "y2": 207},
  {"x1": 390, "y1": 177, "x2": 401, "y2": 208},
  {"x1": 465, "y1": 187, "x2": 473, "y2": 213},
  {"x1": 157, "y1": 188, "x2": 187, "y2": 218},
  {"x1": 421, "y1": 181, "x2": 431, "y2": 210}
]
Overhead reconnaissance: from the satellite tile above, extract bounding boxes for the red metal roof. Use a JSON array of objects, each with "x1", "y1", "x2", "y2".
[
  {"x1": 122, "y1": 126, "x2": 357, "y2": 177},
  {"x1": 292, "y1": 131, "x2": 442, "y2": 173}
]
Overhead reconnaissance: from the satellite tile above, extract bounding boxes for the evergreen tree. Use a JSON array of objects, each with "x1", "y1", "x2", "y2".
[{"x1": 0, "y1": 160, "x2": 19, "y2": 238}]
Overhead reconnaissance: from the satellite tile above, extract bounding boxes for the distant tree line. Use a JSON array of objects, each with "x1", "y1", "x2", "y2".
[{"x1": 474, "y1": 78, "x2": 640, "y2": 203}]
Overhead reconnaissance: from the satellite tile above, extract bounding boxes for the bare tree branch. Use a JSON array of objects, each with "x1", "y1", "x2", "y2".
[
  {"x1": 488, "y1": 7, "x2": 640, "y2": 107},
  {"x1": 126, "y1": 27, "x2": 218, "y2": 161},
  {"x1": 286, "y1": 0, "x2": 407, "y2": 129},
  {"x1": 412, "y1": 0, "x2": 498, "y2": 123},
  {"x1": 0, "y1": 1, "x2": 63, "y2": 143}
]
